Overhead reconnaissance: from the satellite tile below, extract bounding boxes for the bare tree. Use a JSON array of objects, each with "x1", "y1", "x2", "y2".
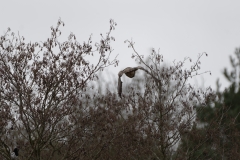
[
  {"x1": 117, "y1": 40, "x2": 215, "y2": 159},
  {"x1": 0, "y1": 19, "x2": 118, "y2": 160}
]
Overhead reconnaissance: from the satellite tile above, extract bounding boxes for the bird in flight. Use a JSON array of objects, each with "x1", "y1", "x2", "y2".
[{"x1": 118, "y1": 66, "x2": 143, "y2": 98}]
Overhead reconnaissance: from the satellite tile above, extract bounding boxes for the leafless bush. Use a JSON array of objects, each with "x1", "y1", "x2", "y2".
[{"x1": 176, "y1": 49, "x2": 240, "y2": 159}]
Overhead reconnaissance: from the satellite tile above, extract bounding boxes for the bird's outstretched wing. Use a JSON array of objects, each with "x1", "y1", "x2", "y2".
[
  {"x1": 118, "y1": 66, "x2": 143, "y2": 98},
  {"x1": 117, "y1": 76, "x2": 122, "y2": 98}
]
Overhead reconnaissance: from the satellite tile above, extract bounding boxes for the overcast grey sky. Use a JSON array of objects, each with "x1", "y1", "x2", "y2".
[{"x1": 1, "y1": 0, "x2": 240, "y2": 90}]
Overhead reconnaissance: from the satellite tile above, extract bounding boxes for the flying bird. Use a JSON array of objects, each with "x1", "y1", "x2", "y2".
[{"x1": 118, "y1": 66, "x2": 143, "y2": 98}]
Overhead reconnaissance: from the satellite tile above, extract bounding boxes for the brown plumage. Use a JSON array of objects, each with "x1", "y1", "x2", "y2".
[
  {"x1": 118, "y1": 66, "x2": 143, "y2": 98},
  {"x1": 118, "y1": 76, "x2": 123, "y2": 98}
]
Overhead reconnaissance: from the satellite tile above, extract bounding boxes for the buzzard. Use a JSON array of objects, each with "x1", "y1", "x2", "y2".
[{"x1": 118, "y1": 66, "x2": 143, "y2": 98}]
